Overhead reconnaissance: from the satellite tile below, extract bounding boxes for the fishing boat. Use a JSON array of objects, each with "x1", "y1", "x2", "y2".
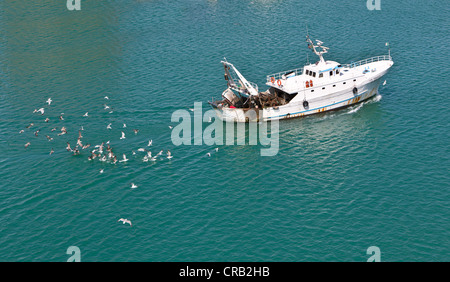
[{"x1": 209, "y1": 36, "x2": 393, "y2": 122}]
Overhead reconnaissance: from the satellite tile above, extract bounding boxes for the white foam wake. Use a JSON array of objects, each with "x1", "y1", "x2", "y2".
[{"x1": 347, "y1": 103, "x2": 364, "y2": 114}]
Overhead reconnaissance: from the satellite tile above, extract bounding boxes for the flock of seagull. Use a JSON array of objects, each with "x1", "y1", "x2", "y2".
[
  {"x1": 20, "y1": 95, "x2": 220, "y2": 228},
  {"x1": 19, "y1": 95, "x2": 190, "y2": 228},
  {"x1": 22, "y1": 96, "x2": 174, "y2": 163}
]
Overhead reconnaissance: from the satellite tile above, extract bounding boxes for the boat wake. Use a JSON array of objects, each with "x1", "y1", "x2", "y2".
[
  {"x1": 346, "y1": 103, "x2": 364, "y2": 114},
  {"x1": 345, "y1": 94, "x2": 382, "y2": 115},
  {"x1": 373, "y1": 94, "x2": 382, "y2": 103}
]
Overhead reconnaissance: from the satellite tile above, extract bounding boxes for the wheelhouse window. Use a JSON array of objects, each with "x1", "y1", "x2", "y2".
[
  {"x1": 336, "y1": 69, "x2": 340, "y2": 75},
  {"x1": 319, "y1": 73, "x2": 323, "y2": 78},
  {"x1": 306, "y1": 70, "x2": 310, "y2": 75},
  {"x1": 330, "y1": 71, "x2": 333, "y2": 76},
  {"x1": 312, "y1": 72, "x2": 316, "y2": 77}
]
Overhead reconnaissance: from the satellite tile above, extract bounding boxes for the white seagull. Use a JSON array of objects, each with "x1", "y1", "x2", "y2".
[
  {"x1": 167, "y1": 150, "x2": 173, "y2": 159},
  {"x1": 120, "y1": 131, "x2": 126, "y2": 139},
  {"x1": 383, "y1": 80, "x2": 387, "y2": 86},
  {"x1": 147, "y1": 140, "x2": 152, "y2": 146},
  {"x1": 46, "y1": 98, "x2": 52, "y2": 105},
  {"x1": 107, "y1": 123, "x2": 112, "y2": 130},
  {"x1": 83, "y1": 112, "x2": 88, "y2": 117},
  {"x1": 104, "y1": 96, "x2": 109, "y2": 100},
  {"x1": 119, "y1": 154, "x2": 128, "y2": 162},
  {"x1": 131, "y1": 183, "x2": 138, "y2": 189},
  {"x1": 118, "y1": 218, "x2": 132, "y2": 226}
]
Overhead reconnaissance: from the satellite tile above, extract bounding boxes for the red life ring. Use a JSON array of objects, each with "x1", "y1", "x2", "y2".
[
  {"x1": 277, "y1": 79, "x2": 282, "y2": 86},
  {"x1": 270, "y1": 77, "x2": 275, "y2": 83},
  {"x1": 306, "y1": 81, "x2": 310, "y2": 88},
  {"x1": 310, "y1": 80, "x2": 313, "y2": 87}
]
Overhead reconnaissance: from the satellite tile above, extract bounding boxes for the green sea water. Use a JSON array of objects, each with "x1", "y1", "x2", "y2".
[{"x1": 0, "y1": 0, "x2": 449, "y2": 261}]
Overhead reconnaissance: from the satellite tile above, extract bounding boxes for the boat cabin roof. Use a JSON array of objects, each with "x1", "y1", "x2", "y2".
[{"x1": 304, "y1": 60, "x2": 341, "y2": 73}]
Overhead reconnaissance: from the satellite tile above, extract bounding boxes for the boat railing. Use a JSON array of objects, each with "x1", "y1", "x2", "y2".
[
  {"x1": 344, "y1": 55, "x2": 392, "y2": 69},
  {"x1": 266, "y1": 68, "x2": 303, "y2": 83}
]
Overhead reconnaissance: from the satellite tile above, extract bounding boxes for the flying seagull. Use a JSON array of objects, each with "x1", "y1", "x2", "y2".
[
  {"x1": 119, "y1": 154, "x2": 128, "y2": 162},
  {"x1": 118, "y1": 218, "x2": 132, "y2": 226}
]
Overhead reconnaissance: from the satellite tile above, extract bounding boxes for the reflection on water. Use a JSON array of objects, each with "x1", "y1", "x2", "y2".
[{"x1": 280, "y1": 96, "x2": 383, "y2": 155}]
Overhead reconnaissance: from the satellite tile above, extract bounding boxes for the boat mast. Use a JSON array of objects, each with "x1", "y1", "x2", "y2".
[{"x1": 306, "y1": 36, "x2": 329, "y2": 64}]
